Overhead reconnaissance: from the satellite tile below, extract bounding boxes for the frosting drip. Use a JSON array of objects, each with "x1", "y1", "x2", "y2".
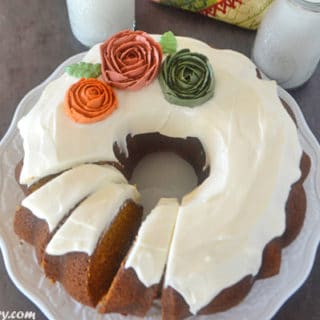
[
  {"x1": 125, "y1": 198, "x2": 179, "y2": 287},
  {"x1": 18, "y1": 36, "x2": 302, "y2": 314}
]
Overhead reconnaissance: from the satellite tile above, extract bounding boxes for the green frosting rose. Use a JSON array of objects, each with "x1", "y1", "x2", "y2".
[{"x1": 159, "y1": 49, "x2": 215, "y2": 107}]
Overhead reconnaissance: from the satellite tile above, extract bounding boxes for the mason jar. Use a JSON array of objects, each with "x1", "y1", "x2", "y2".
[{"x1": 252, "y1": 0, "x2": 320, "y2": 89}]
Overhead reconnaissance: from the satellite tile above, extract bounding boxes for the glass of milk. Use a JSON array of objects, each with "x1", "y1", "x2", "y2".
[
  {"x1": 252, "y1": 0, "x2": 320, "y2": 89},
  {"x1": 66, "y1": 0, "x2": 135, "y2": 47}
]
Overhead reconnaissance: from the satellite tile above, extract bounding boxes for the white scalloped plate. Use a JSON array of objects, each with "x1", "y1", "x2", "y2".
[{"x1": 0, "y1": 53, "x2": 320, "y2": 320}]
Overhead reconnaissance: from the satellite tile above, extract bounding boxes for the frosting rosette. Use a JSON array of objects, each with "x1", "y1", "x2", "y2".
[
  {"x1": 159, "y1": 49, "x2": 215, "y2": 107},
  {"x1": 64, "y1": 78, "x2": 118, "y2": 124},
  {"x1": 100, "y1": 30, "x2": 162, "y2": 90}
]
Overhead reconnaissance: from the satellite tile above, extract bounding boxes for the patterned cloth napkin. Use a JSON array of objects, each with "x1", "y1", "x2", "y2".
[{"x1": 152, "y1": 0, "x2": 274, "y2": 30}]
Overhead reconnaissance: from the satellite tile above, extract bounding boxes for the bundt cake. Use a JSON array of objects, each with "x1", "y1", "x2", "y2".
[{"x1": 14, "y1": 30, "x2": 310, "y2": 318}]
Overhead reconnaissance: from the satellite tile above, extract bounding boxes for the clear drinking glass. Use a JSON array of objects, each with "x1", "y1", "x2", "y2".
[
  {"x1": 66, "y1": 0, "x2": 135, "y2": 47},
  {"x1": 252, "y1": 0, "x2": 320, "y2": 89}
]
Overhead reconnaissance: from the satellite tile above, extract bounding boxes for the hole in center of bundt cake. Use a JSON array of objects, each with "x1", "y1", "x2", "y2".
[
  {"x1": 113, "y1": 132, "x2": 210, "y2": 215},
  {"x1": 130, "y1": 151, "x2": 198, "y2": 214}
]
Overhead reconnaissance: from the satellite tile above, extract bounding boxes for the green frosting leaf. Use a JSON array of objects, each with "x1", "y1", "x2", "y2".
[
  {"x1": 159, "y1": 49, "x2": 215, "y2": 107},
  {"x1": 66, "y1": 62, "x2": 102, "y2": 79},
  {"x1": 159, "y1": 31, "x2": 177, "y2": 54}
]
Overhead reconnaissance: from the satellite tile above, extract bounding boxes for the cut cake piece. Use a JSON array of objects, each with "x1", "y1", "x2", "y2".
[
  {"x1": 98, "y1": 198, "x2": 179, "y2": 316},
  {"x1": 14, "y1": 164, "x2": 127, "y2": 264},
  {"x1": 43, "y1": 181, "x2": 142, "y2": 307}
]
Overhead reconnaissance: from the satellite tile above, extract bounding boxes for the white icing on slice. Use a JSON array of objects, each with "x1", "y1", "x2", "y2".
[
  {"x1": 125, "y1": 198, "x2": 179, "y2": 287},
  {"x1": 22, "y1": 164, "x2": 126, "y2": 232},
  {"x1": 46, "y1": 182, "x2": 139, "y2": 256}
]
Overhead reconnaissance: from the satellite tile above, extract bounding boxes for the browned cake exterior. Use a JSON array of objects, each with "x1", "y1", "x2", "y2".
[
  {"x1": 162, "y1": 276, "x2": 255, "y2": 320},
  {"x1": 14, "y1": 206, "x2": 51, "y2": 264},
  {"x1": 98, "y1": 264, "x2": 159, "y2": 316}
]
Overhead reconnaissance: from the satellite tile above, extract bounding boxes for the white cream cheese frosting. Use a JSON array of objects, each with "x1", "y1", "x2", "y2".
[
  {"x1": 22, "y1": 164, "x2": 126, "y2": 231},
  {"x1": 125, "y1": 198, "x2": 179, "y2": 287},
  {"x1": 46, "y1": 182, "x2": 139, "y2": 256},
  {"x1": 18, "y1": 36, "x2": 302, "y2": 314}
]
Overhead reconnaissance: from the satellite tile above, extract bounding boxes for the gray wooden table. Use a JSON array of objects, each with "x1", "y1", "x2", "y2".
[{"x1": 0, "y1": 1, "x2": 319, "y2": 319}]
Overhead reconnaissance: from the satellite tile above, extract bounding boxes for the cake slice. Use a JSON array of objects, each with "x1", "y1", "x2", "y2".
[
  {"x1": 43, "y1": 182, "x2": 142, "y2": 307},
  {"x1": 98, "y1": 198, "x2": 179, "y2": 316},
  {"x1": 14, "y1": 164, "x2": 127, "y2": 264}
]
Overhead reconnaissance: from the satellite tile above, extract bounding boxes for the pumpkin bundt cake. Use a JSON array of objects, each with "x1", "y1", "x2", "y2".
[{"x1": 14, "y1": 30, "x2": 310, "y2": 318}]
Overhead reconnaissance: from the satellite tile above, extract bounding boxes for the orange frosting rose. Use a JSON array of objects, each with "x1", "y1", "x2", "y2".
[
  {"x1": 100, "y1": 30, "x2": 163, "y2": 90},
  {"x1": 64, "y1": 78, "x2": 117, "y2": 124}
]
